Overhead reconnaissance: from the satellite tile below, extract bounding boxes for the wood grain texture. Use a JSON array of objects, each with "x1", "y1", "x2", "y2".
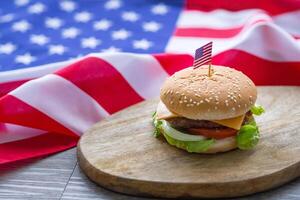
[
  {"x1": 62, "y1": 161, "x2": 300, "y2": 200},
  {"x1": 78, "y1": 86, "x2": 300, "y2": 199},
  {"x1": 0, "y1": 149, "x2": 77, "y2": 200}
]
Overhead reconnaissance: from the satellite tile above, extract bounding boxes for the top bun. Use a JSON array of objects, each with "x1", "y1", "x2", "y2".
[{"x1": 160, "y1": 65, "x2": 257, "y2": 120}]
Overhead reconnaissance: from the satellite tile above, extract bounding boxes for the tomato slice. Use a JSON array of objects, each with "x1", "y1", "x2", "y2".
[{"x1": 188, "y1": 128, "x2": 238, "y2": 139}]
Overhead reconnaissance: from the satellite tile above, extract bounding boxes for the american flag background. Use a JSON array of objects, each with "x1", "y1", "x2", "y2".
[{"x1": 0, "y1": 0, "x2": 300, "y2": 164}]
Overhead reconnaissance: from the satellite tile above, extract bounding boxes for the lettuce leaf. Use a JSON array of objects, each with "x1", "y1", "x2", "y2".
[
  {"x1": 152, "y1": 112, "x2": 162, "y2": 137},
  {"x1": 251, "y1": 105, "x2": 265, "y2": 116},
  {"x1": 236, "y1": 120, "x2": 259, "y2": 150},
  {"x1": 163, "y1": 132, "x2": 215, "y2": 153},
  {"x1": 152, "y1": 113, "x2": 215, "y2": 152}
]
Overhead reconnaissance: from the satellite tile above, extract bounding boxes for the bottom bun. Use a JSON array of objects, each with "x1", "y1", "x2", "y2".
[{"x1": 204, "y1": 136, "x2": 237, "y2": 154}]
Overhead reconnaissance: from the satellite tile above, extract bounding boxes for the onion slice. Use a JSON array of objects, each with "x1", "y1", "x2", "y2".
[{"x1": 161, "y1": 120, "x2": 207, "y2": 141}]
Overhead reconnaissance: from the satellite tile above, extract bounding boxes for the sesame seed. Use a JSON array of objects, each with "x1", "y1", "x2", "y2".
[
  {"x1": 196, "y1": 102, "x2": 200, "y2": 106},
  {"x1": 214, "y1": 106, "x2": 218, "y2": 110},
  {"x1": 200, "y1": 100, "x2": 204, "y2": 103},
  {"x1": 216, "y1": 102, "x2": 219, "y2": 104},
  {"x1": 184, "y1": 100, "x2": 187, "y2": 103},
  {"x1": 184, "y1": 96, "x2": 187, "y2": 99},
  {"x1": 170, "y1": 101, "x2": 174, "y2": 104},
  {"x1": 233, "y1": 99, "x2": 237, "y2": 103},
  {"x1": 205, "y1": 98, "x2": 210, "y2": 102},
  {"x1": 232, "y1": 107, "x2": 236, "y2": 111},
  {"x1": 190, "y1": 99, "x2": 193, "y2": 102},
  {"x1": 179, "y1": 101, "x2": 183, "y2": 104},
  {"x1": 238, "y1": 104, "x2": 241, "y2": 108}
]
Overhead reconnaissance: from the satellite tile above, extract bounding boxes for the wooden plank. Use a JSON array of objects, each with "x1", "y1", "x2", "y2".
[
  {"x1": 61, "y1": 163, "x2": 154, "y2": 200},
  {"x1": 77, "y1": 87, "x2": 300, "y2": 198},
  {"x1": 0, "y1": 148, "x2": 77, "y2": 200}
]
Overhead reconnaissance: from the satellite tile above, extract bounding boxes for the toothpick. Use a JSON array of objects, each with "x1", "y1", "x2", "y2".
[{"x1": 208, "y1": 63, "x2": 212, "y2": 77}]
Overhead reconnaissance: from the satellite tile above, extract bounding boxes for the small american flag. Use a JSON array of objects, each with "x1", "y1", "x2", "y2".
[{"x1": 193, "y1": 42, "x2": 213, "y2": 69}]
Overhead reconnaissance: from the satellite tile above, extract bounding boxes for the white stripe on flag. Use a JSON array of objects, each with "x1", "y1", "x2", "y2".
[
  {"x1": 0, "y1": 58, "x2": 81, "y2": 84},
  {"x1": 10, "y1": 74, "x2": 109, "y2": 135},
  {"x1": 177, "y1": 9, "x2": 267, "y2": 28},
  {"x1": 92, "y1": 52, "x2": 169, "y2": 99},
  {"x1": 0, "y1": 123, "x2": 45, "y2": 144},
  {"x1": 273, "y1": 10, "x2": 300, "y2": 36},
  {"x1": 166, "y1": 22, "x2": 300, "y2": 62}
]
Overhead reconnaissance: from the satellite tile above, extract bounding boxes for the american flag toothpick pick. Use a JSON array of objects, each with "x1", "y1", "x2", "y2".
[{"x1": 193, "y1": 42, "x2": 213, "y2": 74}]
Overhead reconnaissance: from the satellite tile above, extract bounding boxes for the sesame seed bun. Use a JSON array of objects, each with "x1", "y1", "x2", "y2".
[{"x1": 160, "y1": 65, "x2": 257, "y2": 120}]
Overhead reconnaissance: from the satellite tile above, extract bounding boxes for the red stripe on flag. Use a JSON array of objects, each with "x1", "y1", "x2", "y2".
[
  {"x1": 153, "y1": 54, "x2": 193, "y2": 75},
  {"x1": 195, "y1": 54, "x2": 211, "y2": 62},
  {"x1": 194, "y1": 58, "x2": 211, "y2": 68},
  {"x1": 0, "y1": 80, "x2": 30, "y2": 98},
  {"x1": 55, "y1": 57, "x2": 144, "y2": 114},
  {"x1": 185, "y1": 0, "x2": 300, "y2": 15},
  {"x1": 0, "y1": 132, "x2": 77, "y2": 164},
  {"x1": 175, "y1": 27, "x2": 243, "y2": 38},
  {"x1": 213, "y1": 49, "x2": 300, "y2": 85},
  {"x1": 0, "y1": 95, "x2": 78, "y2": 137}
]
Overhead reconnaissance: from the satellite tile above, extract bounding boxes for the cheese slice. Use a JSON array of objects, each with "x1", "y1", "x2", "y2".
[
  {"x1": 156, "y1": 101, "x2": 178, "y2": 119},
  {"x1": 156, "y1": 101, "x2": 245, "y2": 130},
  {"x1": 211, "y1": 115, "x2": 245, "y2": 130}
]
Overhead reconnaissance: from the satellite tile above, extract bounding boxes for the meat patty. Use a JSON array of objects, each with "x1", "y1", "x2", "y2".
[{"x1": 166, "y1": 111, "x2": 253, "y2": 129}]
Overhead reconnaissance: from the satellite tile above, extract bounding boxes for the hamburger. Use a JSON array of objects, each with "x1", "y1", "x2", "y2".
[{"x1": 152, "y1": 65, "x2": 265, "y2": 153}]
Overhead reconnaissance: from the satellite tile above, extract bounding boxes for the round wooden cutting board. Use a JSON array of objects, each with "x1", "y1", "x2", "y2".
[{"x1": 78, "y1": 87, "x2": 300, "y2": 199}]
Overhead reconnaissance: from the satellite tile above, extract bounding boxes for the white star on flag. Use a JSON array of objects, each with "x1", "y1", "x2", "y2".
[
  {"x1": 15, "y1": 53, "x2": 36, "y2": 65},
  {"x1": 0, "y1": 14, "x2": 15, "y2": 23},
  {"x1": 62, "y1": 27, "x2": 80, "y2": 38},
  {"x1": 81, "y1": 37, "x2": 101, "y2": 49},
  {"x1": 12, "y1": 20, "x2": 31, "y2": 32},
  {"x1": 60, "y1": 1, "x2": 76, "y2": 12},
  {"x1": 30, "y1": 34, "x2": 49, "y2": 45},
  {"x1": 105, "y1": 0, "x2": 122, "y2": 10},
  {"x1": 151, "y1": 3, "x2": 168, "y2": 15},
  {"x1": 45, "y1": 18, "x2": 63, "y2": 29},
  {"x1": 133, "y1": 39, "x2": 152, "y2": 50},
  {"x1": 0, "y1": 43, "x2": 16, "y2": 54},
  {"x1": 112, "y1": 29, "x2": 131, "y2": 40},
  {"x1": 74, "y1": 11, "x2": 92, "y2": 23},
  {"x1": 143, "y1": 21, "x2": 161, "y2": 32},
  {"x1": 93, "y1": 19, "x2": 112, "y2": 31},
  {"x1": 28, "y1": 3, "x2": 46, "y2": 14},
  {"x1": 15, "y1": 0, "x2": 29, "y2": 7},
  {"x1": 48, "y1": 45, "x2": 67, "y2": 55},
  {"x1": 101, "y1": 46, "x2": 121, "y2": 52},
  {"x1": 121, "y1": 11, "x2": 139, "y2": 22}
]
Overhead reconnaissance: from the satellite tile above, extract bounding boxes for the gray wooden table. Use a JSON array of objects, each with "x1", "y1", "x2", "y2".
[{"x1": 0, "y1": 147, "x2": 299, "y2": 200}]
